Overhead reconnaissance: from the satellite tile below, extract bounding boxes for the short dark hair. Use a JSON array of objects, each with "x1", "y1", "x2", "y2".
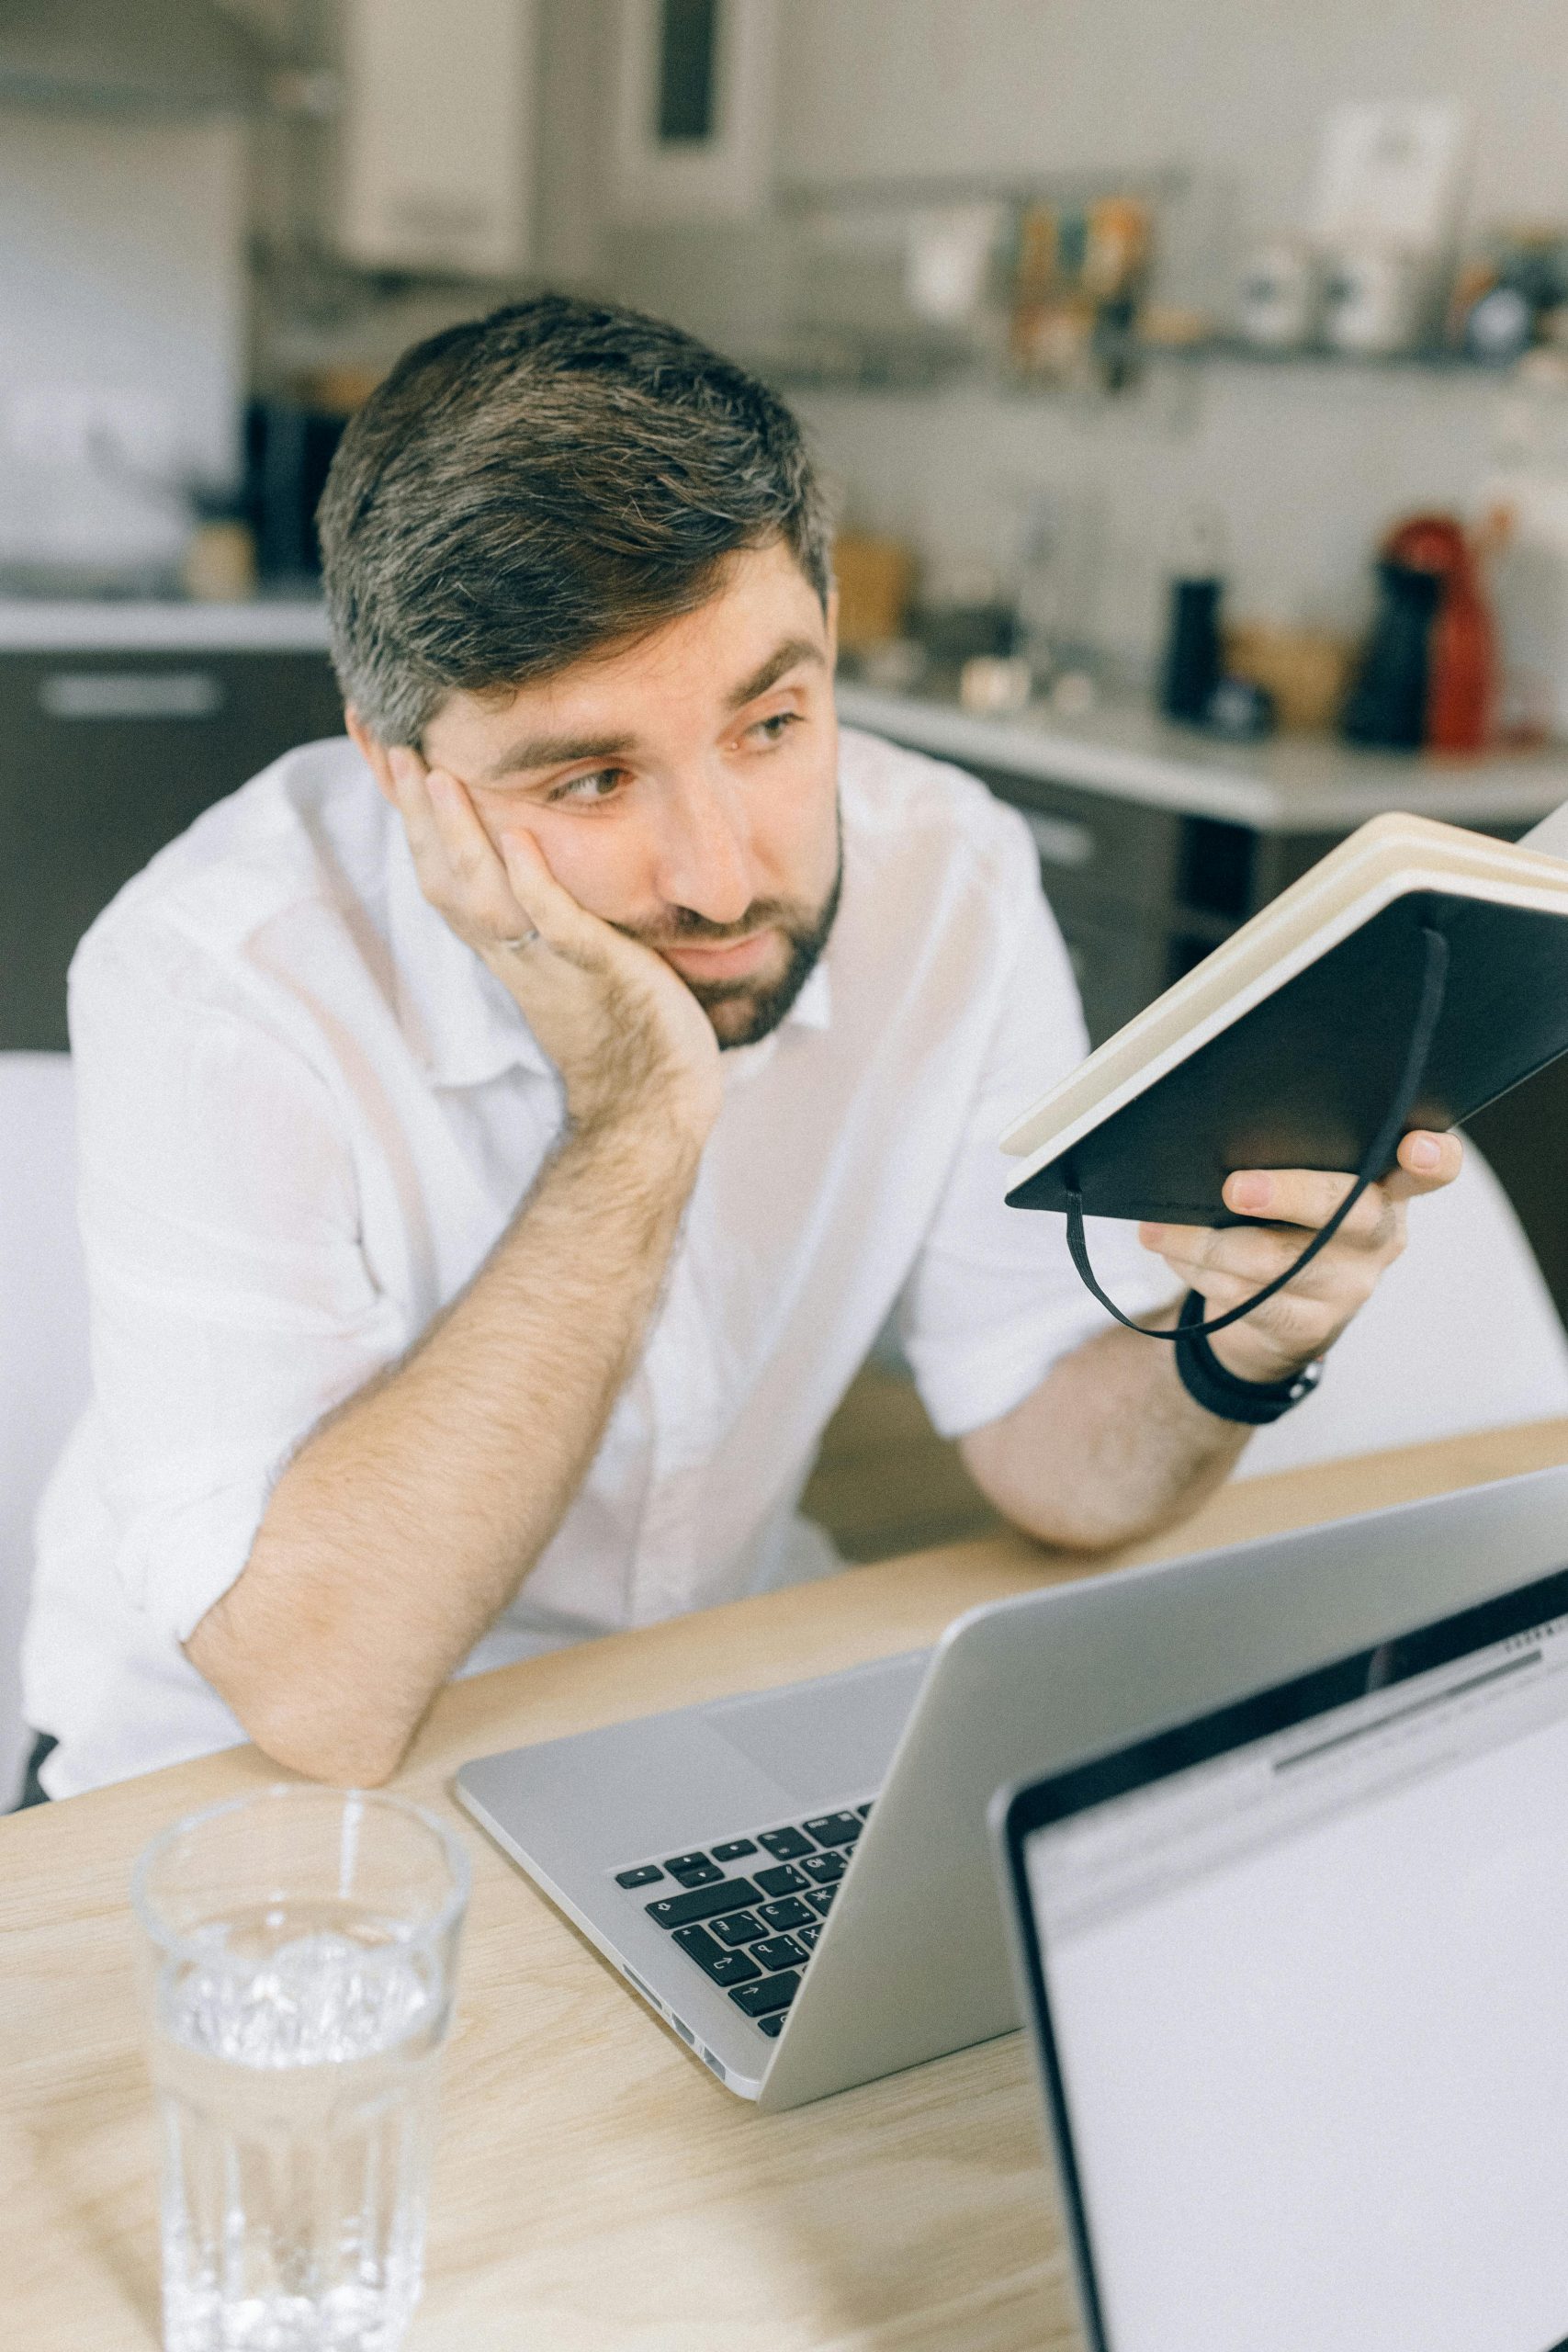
[{"x1": 317, "y1": 293, "x2": 832, "y2": 744}]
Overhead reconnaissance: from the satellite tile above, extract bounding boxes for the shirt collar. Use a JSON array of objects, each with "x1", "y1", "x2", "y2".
[{"x1": 385, "y1": 809, "x2": 834, "y2": 1091}]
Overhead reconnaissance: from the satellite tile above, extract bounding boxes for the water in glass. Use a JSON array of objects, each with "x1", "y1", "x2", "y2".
[
  {"x1": 135, "y1": 1789, "x2": 468, "y2": 2352},
  {"x1": 152, "y1": 1898, "x2": 443, "y2": 2351}
]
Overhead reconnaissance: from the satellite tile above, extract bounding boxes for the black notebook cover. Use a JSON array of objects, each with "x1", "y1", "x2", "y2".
[{"x1": 1006, "y1": 888, "x2": 1568, "y2": 1225}]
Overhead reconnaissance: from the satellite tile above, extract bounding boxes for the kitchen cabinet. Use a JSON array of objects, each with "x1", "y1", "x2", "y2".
[
  {"x1": 963, "y1": 762, "x2": 1202, "y2": 1044},
  {"x1": 0, "y1": 639, "x2": 343, "y2": 1051},
  {"x1": 338, "y1": 0, "x2": 537, "y2": 276}
]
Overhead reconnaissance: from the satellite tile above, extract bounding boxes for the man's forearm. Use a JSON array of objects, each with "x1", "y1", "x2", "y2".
[
  {"x1": 958, "y1": 1305, "x2": 1251, "y2": 1554},
  {"x1": 186, "y1": 1114, "x2": 703, "y2": 1781}
]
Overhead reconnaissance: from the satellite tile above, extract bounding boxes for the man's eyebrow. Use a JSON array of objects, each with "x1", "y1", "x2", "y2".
[
  {"x1": 723, "y1": 637, "x2": 826, "y2": 713},
  {"x1": 476, "y1": 636, "x2": 824, "y2": 782},
  {"x1": 479, "y1": 729, "x2": 637, "y2": 783}
]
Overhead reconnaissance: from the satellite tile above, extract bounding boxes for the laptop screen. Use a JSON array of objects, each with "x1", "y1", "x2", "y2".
[{"x1": 1010, "y1": 1563, "x2": 1568, "y2": 2352}]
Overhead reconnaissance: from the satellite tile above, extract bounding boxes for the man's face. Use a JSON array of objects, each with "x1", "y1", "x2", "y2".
[{"x1": 418, "y1": 541, "x2": 842, "y2": 1050}]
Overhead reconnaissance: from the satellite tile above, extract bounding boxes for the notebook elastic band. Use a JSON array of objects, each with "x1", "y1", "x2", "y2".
[{"x1": 1064, "y1": 920, "x2": 1450, "y2": 1342}]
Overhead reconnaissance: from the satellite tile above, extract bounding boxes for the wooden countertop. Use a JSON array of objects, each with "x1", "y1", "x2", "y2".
[{"x1": 7, "y1": 1416, "x2": 1568, "y2": 2350}]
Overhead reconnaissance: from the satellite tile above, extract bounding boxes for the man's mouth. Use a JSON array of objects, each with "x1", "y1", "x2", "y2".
[{"x1": 658, "y1": 929, "x2": 778, "y2": 983}]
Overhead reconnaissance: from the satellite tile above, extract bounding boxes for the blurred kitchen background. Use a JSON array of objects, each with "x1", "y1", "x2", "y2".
[{"x1": 13, "y1": 0, "x2": 1568, "y2": 1556}]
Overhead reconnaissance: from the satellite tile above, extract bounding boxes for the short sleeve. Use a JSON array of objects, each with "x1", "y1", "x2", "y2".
[
  {"x1": 900, "y1": 812, "x2": 1176, "y2": 1439},
  {"x1": 67, "y1": 921, "x2": 407, "y2": 1643}
]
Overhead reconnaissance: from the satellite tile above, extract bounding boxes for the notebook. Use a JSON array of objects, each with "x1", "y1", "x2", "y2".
[{"x1": 1002, "y1": 810, "x2": 1568, "y2": 1227}]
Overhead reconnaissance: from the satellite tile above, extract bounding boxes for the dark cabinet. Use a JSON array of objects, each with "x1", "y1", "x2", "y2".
[
  {"x1": 0, "y1": 648, "x2": 344, "y2": 1049},
  {"x1": 966, "y1": 758, "x2": 1264, "y2": 1050}
]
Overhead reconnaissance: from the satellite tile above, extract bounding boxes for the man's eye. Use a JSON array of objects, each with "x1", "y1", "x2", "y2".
[
  {"x1": 750, "y1": 711, "x2": 801, "y2": 746},
  {"x1": 551, "y1": 767, "x2": 625, "y2": 805}
]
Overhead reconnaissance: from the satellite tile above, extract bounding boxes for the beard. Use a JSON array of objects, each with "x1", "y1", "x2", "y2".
[{"x1": 615, "y1": 824, "x2": 844, "y2": 1052}]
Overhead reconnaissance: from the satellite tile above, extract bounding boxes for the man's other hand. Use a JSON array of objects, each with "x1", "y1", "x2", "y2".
[
  {"x1": 1138, "y1": 1129, "x2": 1464, "y2": 1385},
  {"x1": 388, "y1": 748, "x2": 722, "y2": 1145}
]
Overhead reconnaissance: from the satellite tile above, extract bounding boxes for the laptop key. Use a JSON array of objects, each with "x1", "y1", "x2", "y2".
[
  {"x1": 855, "y1": 1802, "x2": 874, "y2": 1818},
  {"x1": 796, "y1": 1921, "x2": 822, "y2": 1950},
  {"x1": 664, "y1": 1851, "x2": 709, "y2": 1873},
  {"x1": 753, "y1": 1863, "x2": 808, "y2": 1898},
  {"x1": 758, "y1": 1826, "x2": 814, "y2": 1860},
  {"x1": 709, "y1": 1909, "x2": 767, "y2": 1947},
  {"x1": 646, "y1": 1877, "x2": 761, "y2": 1928},
  {"x1": 757, "y1": 1896, "x2": 813, "y2": 1931},
  {"x1": 752, "y1": 1934, "x2": 807, "y2": 1972},
  {"x1": 802, "y1": 1812, "x2": 862, "y2": 1848},
  {"x1": 729, "y1": 1971, "x2": 800, "y2": 2018},
  {"x1": 711, "y1": 1838, "x2": 758, "y2": 1862},
  {"x1": 807, "y1": 1887, "x2": 836, "y2": 1916},
  {"x1": 672, "y1": 1925, "x2": 762, "y2": 1986},
  {"x1": 614, "y1": 1864, "x2": 663, "y2": 1889},
  {"x1": 758, "y1": 2014, "x2": 787, "y2": 2038},
  {"x1": 800, "y1": 1851, "x2": 845, "y2": 1885},
  {"x1": 667, "y1": 1853, "x2": 719, "y2": 1891}
]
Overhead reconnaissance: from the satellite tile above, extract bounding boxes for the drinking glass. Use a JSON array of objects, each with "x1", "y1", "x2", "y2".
[{"x1": 133, "y1": 1784, "x2": 470, "y2": 2352}]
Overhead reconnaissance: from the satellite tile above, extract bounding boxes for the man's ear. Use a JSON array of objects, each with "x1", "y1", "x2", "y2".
[{"x1": 345, "y1": 707, "x2": 408, "y2": 807}]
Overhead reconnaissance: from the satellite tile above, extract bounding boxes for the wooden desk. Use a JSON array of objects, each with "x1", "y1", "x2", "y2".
[{"x1": 7, "y1": 1418, "x2": 1568, "y2": 2351}]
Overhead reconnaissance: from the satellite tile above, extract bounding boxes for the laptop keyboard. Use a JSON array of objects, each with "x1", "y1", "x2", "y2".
[{"x1": 613, "y1": 1800, "x2": 874, "y2": 2039}]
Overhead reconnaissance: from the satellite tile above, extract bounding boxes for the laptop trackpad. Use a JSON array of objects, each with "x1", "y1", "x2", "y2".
[{"x1": 702, "y1": 1650, "x2": 929, "y2": 1802}]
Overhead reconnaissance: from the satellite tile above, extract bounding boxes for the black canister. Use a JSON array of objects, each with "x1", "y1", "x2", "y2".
[
  {"x1": 1340, "y1": 560, "x2": 1442, "y2": 752},
  {"x1": 1160, "y1": 575, "x2": 1224, "y2": 723}
]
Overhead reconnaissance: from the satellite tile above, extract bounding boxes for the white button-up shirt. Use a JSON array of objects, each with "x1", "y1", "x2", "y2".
[{"x1": 25, "y1": 724, "x2": 1166, "y2": 1795}]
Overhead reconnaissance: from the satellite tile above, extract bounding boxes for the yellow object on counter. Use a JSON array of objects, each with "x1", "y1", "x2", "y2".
[
  {"x1": 181, "y1": 520, "x2": 257, "y2": 605},
  {"x1": 1225, "y1": 620, "x2": 1354, "y2": 734},
  {"x1": 832, "y1": 534, "x2": 917, "y2": 651}
]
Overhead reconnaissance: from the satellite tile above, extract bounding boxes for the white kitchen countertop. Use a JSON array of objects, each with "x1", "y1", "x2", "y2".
[
  {"x1": 836, "y1": 681, "x2": 1568, "y2": 833},
  {"x1": 5, "y1": 605, "x2": 1564, "y2": 835},
  {"x1": 0, "y1": 598, "x2": 333, "y2": 652}
]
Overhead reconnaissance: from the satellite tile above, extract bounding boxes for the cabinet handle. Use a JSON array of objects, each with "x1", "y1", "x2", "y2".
[
  {"x1": 39, "y1": 670, "x2": 225, "y2": 721},
  {"x1": 1023, "y1": 809, "x2": 1096, "y2": 869}
]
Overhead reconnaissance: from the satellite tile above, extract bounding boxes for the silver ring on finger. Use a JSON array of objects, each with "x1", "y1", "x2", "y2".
[{"x1": 502, "y1": 926, "x2": 540, "y2": 952}]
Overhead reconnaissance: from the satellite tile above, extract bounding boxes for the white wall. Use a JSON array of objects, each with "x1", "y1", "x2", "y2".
[
  {"x1": 0, "y1": 109, "x2": 245, "y2": 572},
  {"x1": 777, "y1": 0, "x2": 1568, "y2": 240},
  {"x1": 594, "y1": 0, "x2": 1568, "y2": 666},
  {"x1": 794, "y1": 359, "x2": 1503, "y2": 666}
]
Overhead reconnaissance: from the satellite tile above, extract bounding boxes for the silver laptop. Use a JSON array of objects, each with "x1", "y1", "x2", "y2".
[
  {"x1": 994, "y1": 1529, "x2": 1568, "y2": 2352},
  {"x1": 457, "y1": 1461, "x2": 1568, "y2": 2111}
]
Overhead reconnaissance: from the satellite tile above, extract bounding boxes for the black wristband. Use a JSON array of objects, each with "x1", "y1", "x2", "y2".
[{"x1": 1172, "y1": 1290, "x2": 1322, "y2": 1426}]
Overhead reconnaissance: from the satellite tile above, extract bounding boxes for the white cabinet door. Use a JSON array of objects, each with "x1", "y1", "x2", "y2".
[
  {"x1": 338, "y1": 0, "x2": 536, "y2": 276},
  {"x1": 611, "y1": 0, "x2": 775, "y2": 225}
]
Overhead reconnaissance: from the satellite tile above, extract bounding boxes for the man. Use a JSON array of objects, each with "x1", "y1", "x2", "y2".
[{"x1": 21, "y1": 297, "x2": 1459, "y2": 1799}]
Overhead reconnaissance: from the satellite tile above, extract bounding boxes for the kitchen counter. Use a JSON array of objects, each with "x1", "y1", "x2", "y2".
[
  {"x1": 5, "y1": 601, "x2": 1565, "y2": 833},
  {"x1": 0, "y1": 597, "x2": 332, "y2": 653},
  {"x1": 835, "y1": 681, "x2": 1568, "y2": 832},
  {"x1": 7, "y1": 603, "x2": 1568, "y2": 1313}
]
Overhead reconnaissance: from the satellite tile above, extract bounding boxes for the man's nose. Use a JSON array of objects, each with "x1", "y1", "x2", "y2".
[{"x1": 649, "y1": 769, "x2": 755, "y2": 926}]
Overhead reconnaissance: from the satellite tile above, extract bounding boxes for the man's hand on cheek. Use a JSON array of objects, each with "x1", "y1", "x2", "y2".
[
  {"x1": 387, "y1": 748, "x2": 721, "y2": 1143},
  {"x1": 1137, "y1": 1129, "x2": 1464, "y2": 1385}
]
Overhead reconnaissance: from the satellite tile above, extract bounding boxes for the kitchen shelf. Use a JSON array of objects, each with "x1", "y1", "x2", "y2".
[
  {"x1": 773, "y1": 167, "x2": 1190, "y2": 214},
  {"x1": 760, "y1": 335, "x2": 1518, "y2": 401},
  {"x1": 1149, "y1": 336, "x2": 1516, "y2": 378}
]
